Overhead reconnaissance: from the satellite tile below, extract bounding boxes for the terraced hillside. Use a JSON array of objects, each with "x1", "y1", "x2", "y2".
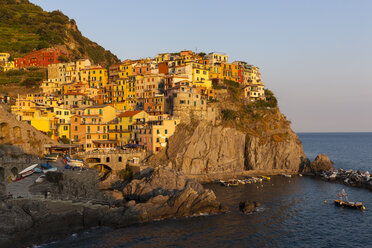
[{"x1": 0, "y1": 0, "x2": 119, "y2": 66}]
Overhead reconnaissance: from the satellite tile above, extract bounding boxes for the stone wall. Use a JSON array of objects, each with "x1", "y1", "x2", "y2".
[
  {"x1": 80, "y1": 150, "x2": 147, "y2": 172},
  {"x1": 0, "y1": 104, "x2": 57, "y2": 156}
]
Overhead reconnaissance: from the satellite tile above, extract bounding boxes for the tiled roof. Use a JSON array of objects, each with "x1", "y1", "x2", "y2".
[{"x1": 119, "y1": 110, "x2": 143, "y2": 117}]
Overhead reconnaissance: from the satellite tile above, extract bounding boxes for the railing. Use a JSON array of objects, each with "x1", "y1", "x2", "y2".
[{"x1": 78, "y1": 149, "x2": 146, "y2": 156}]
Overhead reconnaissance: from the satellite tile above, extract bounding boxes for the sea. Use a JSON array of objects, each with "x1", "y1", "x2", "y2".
[{"x1": 39, "y1": 133, "x2": 372, "y2": 248}]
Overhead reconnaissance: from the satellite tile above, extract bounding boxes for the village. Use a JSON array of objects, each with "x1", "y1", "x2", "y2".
[{"x1": 0, "y1": 48, "x2": 266, "y2": 154}]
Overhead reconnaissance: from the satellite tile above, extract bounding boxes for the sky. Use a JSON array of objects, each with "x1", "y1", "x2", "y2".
[{"x1": 30, "y1": 0, "x2": 372, "y2": 132}]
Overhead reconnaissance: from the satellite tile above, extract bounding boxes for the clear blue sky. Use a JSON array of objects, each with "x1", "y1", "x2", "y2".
[{"x1": 31, "y1": 0, "x2": 372, "y2": 132}]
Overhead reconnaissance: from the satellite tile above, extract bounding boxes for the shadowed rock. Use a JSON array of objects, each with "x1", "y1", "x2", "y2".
[
  {"x1": 239, "y1": 201, "x2": 261, "y2": 214},
  {"x1": 301, "y1": 154, "x2": 334, "y2": 175},
  {"x1": 122, "y1": 167, "x2": 225, "y2": 221}
]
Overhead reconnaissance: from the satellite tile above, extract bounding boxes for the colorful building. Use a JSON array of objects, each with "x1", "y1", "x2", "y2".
[{"x1": 14, "y1": 47, "x2": 70, "y2": 68}]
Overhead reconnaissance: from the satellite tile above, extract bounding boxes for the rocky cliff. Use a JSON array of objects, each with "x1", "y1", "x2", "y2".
[{"x1": 149, "y1": 86, "x2": 306, "y2": 177}]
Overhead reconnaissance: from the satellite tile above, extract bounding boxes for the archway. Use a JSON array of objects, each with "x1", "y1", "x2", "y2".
[
  {"x1": 0, "y1": 123, "x2": 9, "y2": 139},
  {"x1": 11, "y1": 167, "x2": 18, "y2": 177},
  {"x1": 93, "y1": 164, "x2": 112, "y2": 181}
]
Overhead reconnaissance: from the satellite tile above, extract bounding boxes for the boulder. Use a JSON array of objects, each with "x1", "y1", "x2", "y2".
[
  {"x1": 301, "y1": 154, "x2": 334, "y2": 175},
  {"x1": 239, "y1": 201, "x2": 261, "y2": 214},
  {"x1": 122, "y1": 167, "x2": 225, "y2": 221}
]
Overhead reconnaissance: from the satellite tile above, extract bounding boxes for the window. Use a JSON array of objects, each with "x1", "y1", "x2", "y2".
[
  {"x1": 157, "y1": 130, "x2": 160, "y2": 134},
  {"x1": 63, "y1": 126, "x2": 68, "y2": 131},
  {"x1": 74, "y1": 126, "x2": 77, "y2": 131},
  {"x1": 106, "y1": 157, "x2": 110, "y2": 162},
  {"x1": 165, "y1": 129, "x2": 167, "y2": 134},
  {"x1": 118, "y1": 157, "x2": 122, "y2": 162},
  {"x1": 156, "y1": 138, "x2": 159, "y2": 143}
]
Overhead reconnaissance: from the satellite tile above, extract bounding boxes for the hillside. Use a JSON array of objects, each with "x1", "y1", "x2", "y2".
[{"x1": 0, "y1": 0, "x2": 119, "y2": 67}]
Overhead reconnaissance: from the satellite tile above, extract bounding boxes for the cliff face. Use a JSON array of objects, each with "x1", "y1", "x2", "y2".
[
  {"x1": 150, "y1": 107, "x2": 306, "y2": 176},
  {"x1": 162, "y1": 122, "x2": 246, "y2": 174}
]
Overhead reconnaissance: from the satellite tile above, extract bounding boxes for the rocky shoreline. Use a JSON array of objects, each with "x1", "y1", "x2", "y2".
[
  {"x1": 0, "y1": 167, "x2": 225, "y2": 248},
  {"x1": 319, "y1": 169, "x2": 372, "y2": 191}
]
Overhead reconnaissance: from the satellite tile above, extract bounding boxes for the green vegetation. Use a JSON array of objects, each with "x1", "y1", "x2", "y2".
[
  {"x1": 221, "y1": 109, "x2": 237, "y2": 120},
  {"x1": 223, "y1": 79, "x2": 241, "y2": 101},
  {"x1": 119, "y1": 167, "x2": 133, "y2": 181},
  {"x1": 252, "y1": 89, "x2": 278, "y2": 108},
  {"x1": 0, "y1": 0, "x2": 119, "y2": 66},
  {"x1": 59, "y1": 137, "x2": 70, "y2": 144},
  {"x1": 0, "y1": 68, "x2": 45, "y2": 86},
  {"x1": 217, "y1": 83, "x2": 290, "y2": 142}
]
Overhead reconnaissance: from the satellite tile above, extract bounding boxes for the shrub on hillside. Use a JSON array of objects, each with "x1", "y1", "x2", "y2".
[
  {"x1": 221, "y1": 109, "x2": 237, "y2": 120},
  {"x1": 119, "y1": 167, "x2": 133, "y2": 181}
]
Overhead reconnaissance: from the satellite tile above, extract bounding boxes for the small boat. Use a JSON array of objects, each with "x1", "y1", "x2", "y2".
[
  {"x1": 219, "y1": 179, "x2": 239, "y2": 187},
  {"x1": 35, "y1": 175, "x2": 46, "y2": 183},
  {"x1": 44, "y1": 153, "x2": 59, "y2": 161},
  {"x1": 226, "y1": 180, "x2": 239, "y2": 187},
  {"x1": 262, "y1": 176, "x2": 271, "y2": 181},
  {"x1": 334, "y1": 189, "x2": 365, "y2": 210},
  {"x1": 19, "y1": 164, "x2": 38, "y2": 177},
  {"x1": 43, "y1": 167, "x2": 57, "y2": 173},
  {"x1": 283, "y1": 174, "x2": 292, "y2": 178}
]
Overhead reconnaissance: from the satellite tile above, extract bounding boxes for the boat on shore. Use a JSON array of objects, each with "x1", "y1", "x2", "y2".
[{"x1": 334, "y1": 189, "x2": 365, "y2": 210}]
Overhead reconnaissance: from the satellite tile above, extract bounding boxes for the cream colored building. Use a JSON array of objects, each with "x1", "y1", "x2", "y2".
[{"x1": 206, "y1": 52, "x2": 228, "y2": 65}]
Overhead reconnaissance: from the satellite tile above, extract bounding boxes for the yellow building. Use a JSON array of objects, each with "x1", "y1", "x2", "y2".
[
  {"x1": 58, "y1": 124, "x2": 70, "y2": 140},
  {"x1": 190, "y1": 62, "x2": 212, "y2": 89},
  {"x1": 109, "y1": 110, "x2": 149, "y2": 144},
  {"x1": 53, "y1": 107, "x2": 71, "y2": 124},
  {"x1": 155, "y1": 53, "x2": 170, "y2": 63},
  {"x1": 137, "y1": 117, "x2": 181, "y2": 153},
  {"x1": 0, "y1": 53, "x2": 10, "y2": 62},
  {"x1": 0, "y1": 61, "x2": 15, "y2": 71},
  {"x1": 152, "y1": 119, "x2": 180, "y2": 152},
  {"x1": 89, "y1": 66, "x2": 108, "y2": 88},
  {"x1": 40, "y1": 81, "x2": 60, "y2": 94},
  {"x1": 81, "y1": 105, "x2": 116, "y2": 123}
]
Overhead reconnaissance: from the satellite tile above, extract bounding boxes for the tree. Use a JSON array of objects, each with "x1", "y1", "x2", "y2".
[{"x1": 58, "y1": 55, "x2": 70, "y2": 63}]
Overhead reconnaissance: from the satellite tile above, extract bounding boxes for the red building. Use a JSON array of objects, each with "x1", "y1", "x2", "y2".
[{"x1": 14, "y1": 47, "x2": 70, "y2": 68}]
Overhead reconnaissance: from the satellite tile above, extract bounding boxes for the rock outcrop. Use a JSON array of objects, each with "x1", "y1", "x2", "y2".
[
  {"x1": 239, "y1": 201, "x2": 261, "y2": 214},
  {"x1": 122, "y1": 167, "x2": 225, "y2": 221},
  {"x1": 149, "y1": 120, "x2": 306, "y2": 176},
  {"x1": 301, "y1": 154, "x2": 334, "y2": 175}
]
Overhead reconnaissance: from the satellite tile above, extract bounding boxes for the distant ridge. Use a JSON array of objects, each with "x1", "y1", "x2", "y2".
[{"x1": 0, "y1": 0, "x2": 120, "y2": 67}]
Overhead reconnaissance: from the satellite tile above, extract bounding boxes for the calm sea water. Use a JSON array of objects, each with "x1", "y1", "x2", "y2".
[{"x1": 41, "y1": 133, "x2": 372, "y2": 248}]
